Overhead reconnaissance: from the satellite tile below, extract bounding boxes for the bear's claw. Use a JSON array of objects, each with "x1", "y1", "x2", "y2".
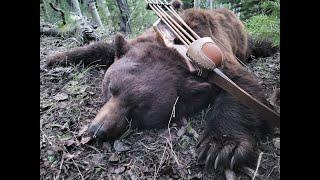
[{"x1": 196, "y1": 132, "x2": 255, "y2": 172}]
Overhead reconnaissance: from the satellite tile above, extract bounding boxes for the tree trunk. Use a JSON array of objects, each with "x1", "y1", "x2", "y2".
[
  {"x1": 69, "y1": 0, "x2": 100, "y2": 44},
  {"x1": 206, "y1": 0, "x2": 213, "y2": 10},
  {"x1": 115, "y1": 0, "x2": 131, "y2": 33},
  {"x1": 41, "y1": 0, "x2": 50, "y2": 20},
  {"x1": 86, "y1": 0, "x2": 103, "y2": 28},
  {"x1": 96, "y1": 0, "x2": 110, "y2": 17},
  {"x1": 194, "y1": 0, "x2": 201, "y2": 8},
  {"x1": 70, "y1": 0, "x2": 83, "y2": 18}
]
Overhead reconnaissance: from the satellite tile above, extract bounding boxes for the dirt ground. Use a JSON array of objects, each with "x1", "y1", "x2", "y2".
[{"x1": 40, "y1": 34, "x2": 280, "y2": 180}]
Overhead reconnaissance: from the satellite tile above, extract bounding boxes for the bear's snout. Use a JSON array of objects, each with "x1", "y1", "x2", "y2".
[{"x1": 88, "y1": 98, "x2": 129, "y2": 140}]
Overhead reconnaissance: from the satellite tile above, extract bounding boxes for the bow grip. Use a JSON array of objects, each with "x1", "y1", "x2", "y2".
[{"x1": 186, "y1": 37, "x2": 223, "y2": 70}]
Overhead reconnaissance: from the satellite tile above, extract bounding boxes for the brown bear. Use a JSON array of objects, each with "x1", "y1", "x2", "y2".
[{"x1": 46, "y1": 5, "x2": 277, "y2": 176}]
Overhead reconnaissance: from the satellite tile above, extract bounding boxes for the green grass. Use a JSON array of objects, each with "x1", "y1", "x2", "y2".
[
  {"x1": 245, "y1": 14, "x2": 280, "y2": 47},
  {"x1": 245, "y1": 0, "x2": 280, "y2": 47}
]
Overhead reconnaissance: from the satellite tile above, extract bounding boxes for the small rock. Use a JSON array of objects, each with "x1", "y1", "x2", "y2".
[
  {"x1": 53, "y1": 93, "x2": 68, "y2": 101},
  {"x1": 114, "y1": 140, "x2": 130, "y2": 152},
  {"x1": 273, "y1": 137, "x2": 280, "y2": 149},
  {"x1": 114, "y1": 166, "x2": 125, "y2": 174},
  {"x1": 108, "y1": 153, "x2": 119, "y2": 162}
]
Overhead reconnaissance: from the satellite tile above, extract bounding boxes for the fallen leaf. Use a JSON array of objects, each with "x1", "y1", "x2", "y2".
[
  {"x1": 108, "y1": 153, "x2": 119, "y2": 162},
  {"x1": 177, "y1": 126, "x2": 186, "y2": 137},
  {"x1": 273, "y1": 137, "x2": 280, "y2": 149},
  {"x1": 58, "y1": 102, "x2": 68, "y2": 109},
  {"x1": 40, "y1": 101, "x2": 53, "y2": 110},
  {"x1": 108, "y1": 175, "x2": 124, "y2": 180},
  {"x1": 64, "y1": 153, "x2": 76, "y2": 160},
  {"x1": 114, "y1": 166, "x2": 125, "y2": 174},
  {"x1": 80, "y1": 136, "x2": 91, "y2": 144},
  {"x1": 77, "y1": 125, "x2": 89, "y2": 136},
  {"x1": 127, "y1": 169, "x2": 138, "y2": 180},
  {"x1": 89, "y1": 154, "x2": 105, "y2": 164},
  {"x1": 103, "y1": 142, "x2": 112, "y2": 152},
  {"x1": 64, "y1": 151, "x2": 81, "y2": 160},
  {"x1": 63, "y1": 139, "x2": 75, "y2": 147},
  {"x1": 113, "y1": 140, "x2": 130, "y2": 152}
]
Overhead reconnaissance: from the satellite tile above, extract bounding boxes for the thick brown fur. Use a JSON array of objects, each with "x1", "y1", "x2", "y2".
[{"x1": 46, "y1": 7, "x2": 275, "y2": 176}]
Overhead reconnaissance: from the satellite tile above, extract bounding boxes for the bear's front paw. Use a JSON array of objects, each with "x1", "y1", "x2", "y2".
[
  {"x1": 196, "y1": 132, "x2": 255, "y2": 171},
  {"x1": 46, "y1": 52, "x2": 67, "y2": 67}
]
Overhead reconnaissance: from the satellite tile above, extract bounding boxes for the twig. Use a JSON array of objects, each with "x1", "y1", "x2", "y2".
[
  {"x1": 166, "y1": 97, "x2": 180, "y2": 167},
  {"x1": 54, "y1": 153, "x2": 65, "y2": 180},
  {"x1": 241, "y1": 167, "x2": 257, "y2": 178},
  {"x1": 61, "y1": 146, "x2": 85, "y2": 180},
  {"x1": 70, "y1": 158, "x2": 85, "y2": 180},
  {"x1": 140, "y1": 142, "x2": 158, "y2": 151},
  {"x1": 86, "y1": 145, "x2": 102, "y2": 154},
  {"x1": 153, "y1": 145, "x2": 168, "y2": 179},
  {"x1": 252, "y1": 152, "x2": 264, "y2": 180},
  {"x1": 40, "y1": 128, "x2": 53, "y2": 146},
  {"x1": 49, "y1": 3, "x2": 66, "y2": 25}
]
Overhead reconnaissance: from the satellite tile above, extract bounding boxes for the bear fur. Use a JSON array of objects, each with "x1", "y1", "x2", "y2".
[{"x1": 46, "y1": 7, "x2": 276, "y2": 175}]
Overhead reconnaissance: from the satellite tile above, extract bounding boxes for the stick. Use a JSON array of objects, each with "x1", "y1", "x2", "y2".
[
  {"x1": 252, "y1": 152, "x2": 264, "y2": 180},
  {"x1": 40, "y1": 128, "x2": 53, "y2": 146},
  {"x1": 166, "y1": 97, "x2": 180, "y2": 167},
  {"x1": 153, "y1": 145, "x2": 168, "y2": 179},
  {"x1": 54, "y1": 153, "x2": 65, "y2": 180}
]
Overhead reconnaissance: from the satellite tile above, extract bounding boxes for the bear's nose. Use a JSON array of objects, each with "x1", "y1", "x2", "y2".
[{"x1": 88, "y1": 122, "x2": 107, "y2": 138}]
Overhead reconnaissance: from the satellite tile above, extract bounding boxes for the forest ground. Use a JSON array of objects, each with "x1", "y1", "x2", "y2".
[{"x1": 40, "y1": 33, "x2": 280, "y2": 180}]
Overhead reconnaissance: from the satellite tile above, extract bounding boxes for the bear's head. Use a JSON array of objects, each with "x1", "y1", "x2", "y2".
[{"x1": 88, "y1": 34, "x2": 217, "y2": 140}]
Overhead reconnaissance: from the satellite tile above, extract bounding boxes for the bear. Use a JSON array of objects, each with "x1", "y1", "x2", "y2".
[{"x1": 46, "y1": 4, "x2": 277, "y2": 177}]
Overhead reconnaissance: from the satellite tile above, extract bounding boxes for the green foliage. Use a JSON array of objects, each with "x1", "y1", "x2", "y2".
[
  {"x1": 40, "y1": 0, "x2": 158, "y2": 38},
  {"x1": 245, "y1": 0, "x2": 280, "y2": 47},
  {"x1": 41, "y1": 0, "x2": 73, "y2": 26},
  {"x1": 126, "y1": 0, "x2": 158, "y2": 38},
  {"x1": 260, "y1": 0, "x2": 280, "y2": 17},
  {"x1": 40, "y1": 0, "x2": 279, "y2": 47}
]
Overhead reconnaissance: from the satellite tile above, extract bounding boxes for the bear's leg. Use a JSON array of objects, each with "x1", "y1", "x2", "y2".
[
  {"x1": 197, "y1": 91, "x2": 267, "y2": 172},
  {"x1": 46, "y1": 41, "x2": 115, "y2": 68}
]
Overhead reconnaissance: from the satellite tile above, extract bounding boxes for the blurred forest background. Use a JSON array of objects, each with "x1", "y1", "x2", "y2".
[{"x1": 40, "y1": 0, "x2": 279, "y2": 47}]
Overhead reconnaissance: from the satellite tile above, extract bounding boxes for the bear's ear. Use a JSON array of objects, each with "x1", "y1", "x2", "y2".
[
  {"x1": 114, "y1": 33, "x2": 130, "y2": 59},
  {"x1": 184, "y1": 79, "x2": 212, "y2": 95}
]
